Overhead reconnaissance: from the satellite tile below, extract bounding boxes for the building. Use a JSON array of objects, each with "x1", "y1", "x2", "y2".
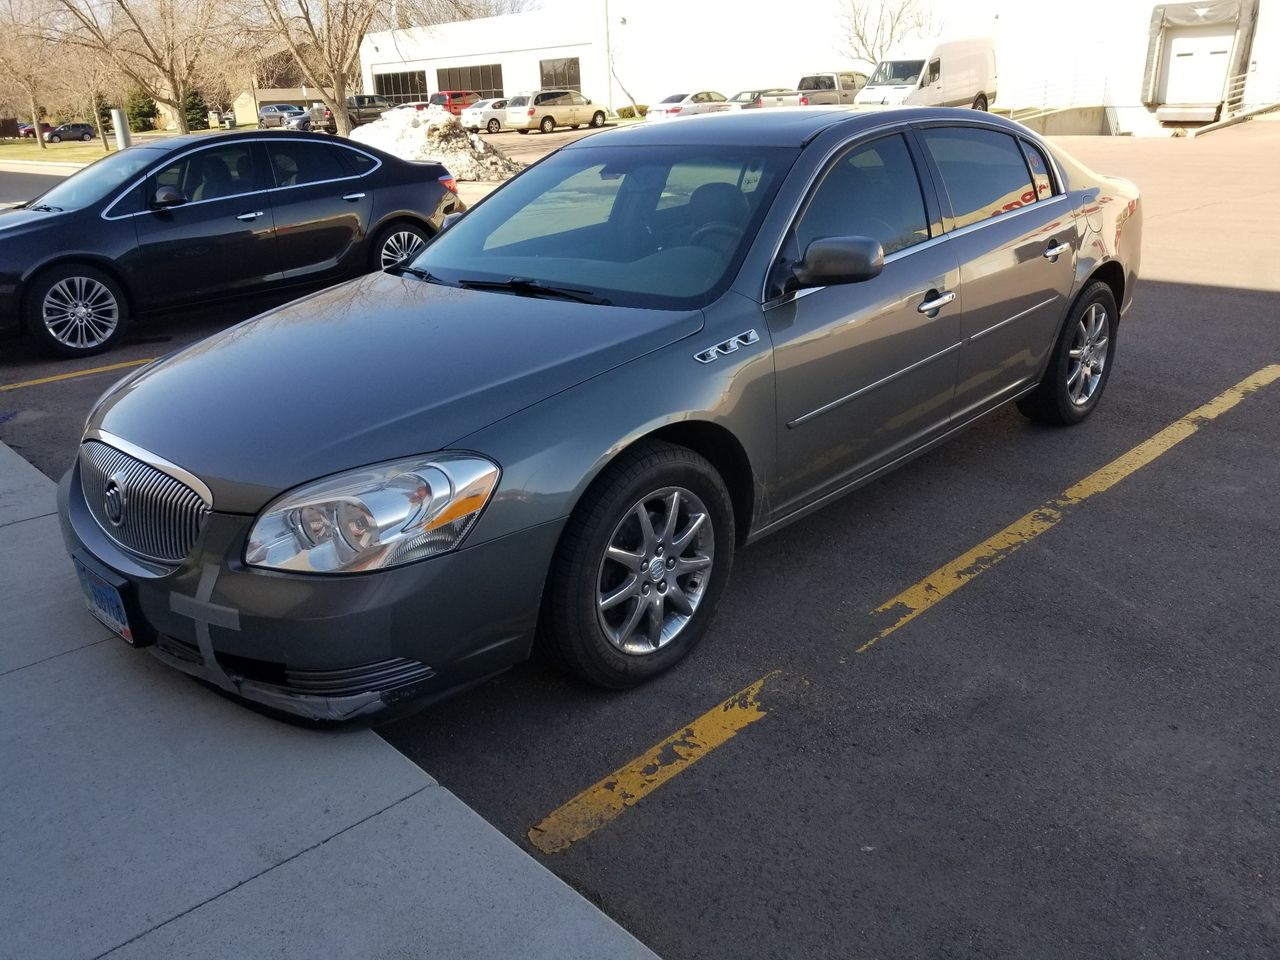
[{"x1": 360, "y1": 0, "x2": 1279, "y2": 135}]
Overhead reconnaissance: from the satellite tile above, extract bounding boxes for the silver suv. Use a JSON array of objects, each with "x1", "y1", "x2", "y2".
[{"x1": 506, "y1": 90, "x2": 607, "y2": 134}]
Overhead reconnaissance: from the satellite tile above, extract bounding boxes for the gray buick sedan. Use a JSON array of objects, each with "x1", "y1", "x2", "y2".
[{"x1": 59, "y1": 108, "x2": 1141, "y2": 722}]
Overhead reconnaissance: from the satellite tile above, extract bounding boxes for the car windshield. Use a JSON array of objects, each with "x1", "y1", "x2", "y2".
[
  {"x1": 416, "y1": 143, "x2": 798, "y2": 310},
  {"x1": 660, "y1": 94, "x2": 688, "y2": 104},
  {"x1": 868, "y1": 60, "x2": 925, "y2": 85},
  {"x1": 28, "y1": 147, "x2": 163, "y2": 212}
]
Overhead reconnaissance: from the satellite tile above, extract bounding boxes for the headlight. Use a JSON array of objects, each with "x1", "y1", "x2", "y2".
[{"x1": 245, "y1": 453, "x2": 499, "y2": 574}]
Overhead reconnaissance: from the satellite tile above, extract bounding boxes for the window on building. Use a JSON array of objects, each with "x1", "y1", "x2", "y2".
[
  {"x1": 375, "y1": 71, "x2": 428, "y2": 104},
  {"x1": 539, "y1": 57, "x2": 581, "y2": 92},
  {"x1": 435, "y1": 64, "x2": 503, "y2": 99}
]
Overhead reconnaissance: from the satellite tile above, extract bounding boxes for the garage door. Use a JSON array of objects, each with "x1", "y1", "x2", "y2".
[{"x1": 1160, "y1": 24, "x2": 1234, "y2": 105}]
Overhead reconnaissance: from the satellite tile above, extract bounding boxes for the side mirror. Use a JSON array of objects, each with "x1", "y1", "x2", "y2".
[
  {"x1": 441, "y1": 211, "x2": 464, "y2": 232},
  {"x1": 153, "y1": 185, "x2": 187, "y2": 209},
  {"x1": 790, "y1": 236, "x2": 884, "y2": 289}
]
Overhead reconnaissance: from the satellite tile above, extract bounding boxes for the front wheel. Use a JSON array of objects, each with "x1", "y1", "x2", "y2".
[
  {"x1": 540, "y1": 440, "x2": 735, "y2": 688},
  {"x1": 24, "y1": 263, "x2": 129, "y2": 358},
  {"x1": 1018, "y1": 281, "x2": 1117, "y2": 425},
  {"x1": 81, "y1": 133, "x2": 92, "y2": 141},
  {"x1": 49, "y1": 135, "x2": 61, "y2": 143},
  {"x1": 590, "y1": 111, "x2": 606, "y2": 128},
  {"x1": 539, "y1": 115, "x2": 555, "y2": 134},
  {"x1": 486, "y1": 118, "x2": 500, "y2": 133},
  {"x1": 972, "y1": 94, "x2": 989, "y2": 111}
]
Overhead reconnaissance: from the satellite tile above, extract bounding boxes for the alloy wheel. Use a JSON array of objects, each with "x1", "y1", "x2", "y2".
[
  {"x1": 487, "y1": 118, "x2": 500, "y2": 133},
  {"x1": 42, "y1": 276, "x2": 119, "y2": 350},
  {"x1": 380, "y1": 231, "x2": 426, "y2": 270},
  {"x1": 1066, "y1": 302, "x2": 1110, "y2": 405},
  {"x1": 596, "y1": 486, "x2": 714, "y2": 655}
]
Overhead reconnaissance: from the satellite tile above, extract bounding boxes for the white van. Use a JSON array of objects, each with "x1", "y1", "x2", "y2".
[{"x1": 854, "y1": 37, "x2": 996, "y2": 111}]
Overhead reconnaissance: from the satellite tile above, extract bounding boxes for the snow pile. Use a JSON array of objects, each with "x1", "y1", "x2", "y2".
[{"x1": 350, "y1": 108, "x2": 524, "y2": 182}]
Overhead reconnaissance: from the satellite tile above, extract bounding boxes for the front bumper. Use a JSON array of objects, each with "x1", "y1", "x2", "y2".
[{"x1": 59, "y1": 462, "x2": 564, "y2": 722}]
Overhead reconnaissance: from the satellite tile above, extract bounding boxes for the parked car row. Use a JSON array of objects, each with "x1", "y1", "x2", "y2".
[
  {"x1": 52, "y1": 108, "x2": 1141, "y2": 722},
  {"x1": 0, "y1": 131, "x2": 462, "y2": 358}
]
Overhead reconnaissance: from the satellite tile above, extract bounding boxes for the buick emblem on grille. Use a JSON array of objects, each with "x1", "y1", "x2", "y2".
[{"x1": 103, "y1": 473, "x2": 128, "y2": 527}]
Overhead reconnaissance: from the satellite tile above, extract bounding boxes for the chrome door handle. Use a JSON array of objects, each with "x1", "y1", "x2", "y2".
[
  {"x1": 236, "y1": 211, "x2": 264, "y2": 221},
  {"x1": 1044, "y1": 241, "x2": 1071, "y2": 259},
  {"x1": 342, "y1": 192, "x2": 366, "y2": 201},
  {"x1": 917, "y1": 290, "x2": 956, "y2": 314}
]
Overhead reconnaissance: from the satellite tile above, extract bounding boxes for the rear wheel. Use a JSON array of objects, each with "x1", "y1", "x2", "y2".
[
  {"x1": 1018, "y1": 281, "x2": 1117, "y2": 425},
  {"x1": 972, "y1": 93, "x2": 989, "y2": 111},
  {"x1": 372, "y1": 222, "x2": 430, "y2": 271},
  {"x1": 486, "y1": 118, "x2": 500, "y2": 133},
  {"x1": 540, "y1": 440, "x2": 735, "y2": 688},
  {"x1": 24, "y1": 263, "x2": 129, "y2": 358},
  {"x1": 540, "y1": 115, "x2": 555, "y2": 134},
  {"x1": 590, "y1": 111, "x2": 606, "y2": 128}
]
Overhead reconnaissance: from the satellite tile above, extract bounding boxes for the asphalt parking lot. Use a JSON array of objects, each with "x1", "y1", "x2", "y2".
[{"x1": 3, "y1": 122, "x2": 1278, "y2": 959}]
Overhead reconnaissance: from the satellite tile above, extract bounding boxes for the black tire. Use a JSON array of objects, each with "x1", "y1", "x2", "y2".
[
  {"x1": 24, "y1": 263, "x2": 130, "y2": 358},
  {"x1": 517, "y1": 128, "x2": 529, "y2": 134},
  {"x1": 81, "y1": 133, "x2": 92, "y2": 141},
  {"x1": 540, "y1": 440, "x2": 736, "y2": 689},
  {"x1": 540, "y1": 115, "x2": 555, "y2": 134},
  {"x1": 1018, "y1": 280, "x2": 1118, "y2": 425},
  {"x1": 973, "y1": 94, "x2": 989, "y2": 111},
  {"x1": 486, "y1": 118, "x2": 500, "y2": 133},
  {"x1": 49, "y1": 134, "x2": 61, "y2": 143},
  {"x1": 590, "y1": 111, "x2": 606, "y2": 128},
  {"x1": 257, "y1": 121, "x2": 267, "y2": 129},
  {"x1": 370, "y1": 221, "x2": 431, "y2": 272}
]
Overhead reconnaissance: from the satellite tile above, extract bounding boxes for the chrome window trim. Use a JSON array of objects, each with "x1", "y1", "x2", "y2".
[
  {"x1": 787, "y1": 339, "x2": 963, "y2": 428},
  {"x1": 100, "y1": 138, "x2": 385, "y2": 222},
  {"x1": 934, "y1": 193, "x2": 1069, "y2": 243},
  {"x1": 83, "y1": 427, "x2": 214, "y2": 507}
]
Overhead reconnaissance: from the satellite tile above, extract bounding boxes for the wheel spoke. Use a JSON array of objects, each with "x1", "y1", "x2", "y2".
[
  {"x1": 666, "y1": 583, "x2": 694, "y2": 616},
  {"x1": 645, "y1": 595, "x2": 664, "y2": 648},
  {"x1": 1068, "y1": 347, "x2": 1084, "y2": 359},
  {"x1": 671, "y1": 511, "x2": 706, "y2": 553},
  {"x1": 1067, "y1": 363, "x2": 1083, "y2": 388},
  {"x1": 659, "y1": 490, "x2": 680, "y2": 544},
  {"x1": 675, "y1": 554, "x2": 712, "y2": 575},
  {"x1": 634, "y1": 502, "x2": 657, "y2": 554},
  {"x1": 606, "y1": 545, "x2": 643, "y2": 571},
  {"x1": 612, "y1": 595, "x2": 647, "y2": 646},
  {"x1": 599, "y1": 575, "x2": 638, "y2": 611}
]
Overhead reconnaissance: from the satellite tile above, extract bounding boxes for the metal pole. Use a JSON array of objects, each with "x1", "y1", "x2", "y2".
[{"x1": 111, "y1": 108, "x2": 131, "y2": 150}]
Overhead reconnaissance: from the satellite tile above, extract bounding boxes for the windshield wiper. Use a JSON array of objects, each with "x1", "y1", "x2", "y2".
[
  {"x1": 397, "y1": 264, "x2": 447, "y2": 285},
  {"x1": 25, "y1": 203, "x2": 61, "y2": 212},
  {"x1": 457, "y1": 277, "x2": 611, "y2": 305}
]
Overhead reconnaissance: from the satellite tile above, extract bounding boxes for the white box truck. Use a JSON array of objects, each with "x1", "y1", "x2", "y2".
[{"x1": 854, "y1": 37, "x2": 997, "y2": 111}]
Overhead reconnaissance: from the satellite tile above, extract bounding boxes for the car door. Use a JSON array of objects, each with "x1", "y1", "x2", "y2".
[
  {"x1": 766, "y1": 131, "x2": 962, "y2": 515},
  {"x1": 263, "y1": 139, "x2": 373, "y2": 279},
  {"x1": 915, "y1": 125, "x2": 1078, "y2": 421},
  {"x1": 129, "y1": 141, "x2": 280, "y2": 307}
]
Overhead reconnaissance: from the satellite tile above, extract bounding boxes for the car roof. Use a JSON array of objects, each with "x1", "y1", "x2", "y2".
[
  {"x1": 146, "y1": 129, "x2": 376, "y2": 152},
  {"x1": 568, "y1": 106, "x2": 1034, "y2": 148}
]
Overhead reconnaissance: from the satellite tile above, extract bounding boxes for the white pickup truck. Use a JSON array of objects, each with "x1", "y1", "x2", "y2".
[{"x1": 749, "y1": 72, "x2": 870, "y2": 108}]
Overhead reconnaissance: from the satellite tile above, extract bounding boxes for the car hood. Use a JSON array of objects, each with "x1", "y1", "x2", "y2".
[
  {"x1": 0, "y1": 207, "x2": 65, "y2": 235},
  {"x1": 90, "y1": 270, "x2": 704, "y2": 514}
]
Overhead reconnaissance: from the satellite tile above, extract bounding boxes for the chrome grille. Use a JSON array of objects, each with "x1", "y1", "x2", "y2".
[{"x1": 80, "y1": 440, "x2": 210, "y2": 563}]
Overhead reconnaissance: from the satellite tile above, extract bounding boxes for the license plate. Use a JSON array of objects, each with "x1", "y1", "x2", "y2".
[{"x1": 74, "y1": 558, "x2": 135, "y2": 644}]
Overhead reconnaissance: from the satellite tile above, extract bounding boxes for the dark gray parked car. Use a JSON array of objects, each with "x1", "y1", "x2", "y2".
[{"x1": 59, "y1": 108, "x2": 1141, "y2": 722}]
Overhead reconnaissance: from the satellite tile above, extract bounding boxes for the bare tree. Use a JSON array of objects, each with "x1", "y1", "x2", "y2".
[
  {"x1": 259, "y1": 0, "x2": 486, "y2": 137},
  {"x1": 52, "y1": 0, "x2": 221, "y2": 133},
  {"x1": 0, "y1": 0, "x2": 57, "y2": 149},
  {"x1": 838, "y1": 0, "x2": 935, "y2": 66}
]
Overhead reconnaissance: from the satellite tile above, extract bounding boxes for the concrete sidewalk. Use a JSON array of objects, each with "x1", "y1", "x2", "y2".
[{"x1": 0, "y1": 440, "x2": 655, "y2": 959}]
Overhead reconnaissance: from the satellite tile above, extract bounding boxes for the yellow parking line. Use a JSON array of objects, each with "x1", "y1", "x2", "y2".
[
  {"x1": 0, "y1": 358, "x2": 154, "y2": 393},
  {"x1": 858, "y1": 363, "x2": 1280, "y2": 653},
  {"x1": 528, "y1": 363, "x2": 1280, "y2": 854},
  {"x1": 528, "y1": 670, "x2": 782, "y2": 854}
]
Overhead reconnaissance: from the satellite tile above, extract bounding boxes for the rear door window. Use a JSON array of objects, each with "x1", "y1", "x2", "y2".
[
  {"x1": 266, "y1": 142, "x2": 352, "y2": 188},
  {"x1": 919, "y1": 126, "x2": 1037, "y2": 228}
]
